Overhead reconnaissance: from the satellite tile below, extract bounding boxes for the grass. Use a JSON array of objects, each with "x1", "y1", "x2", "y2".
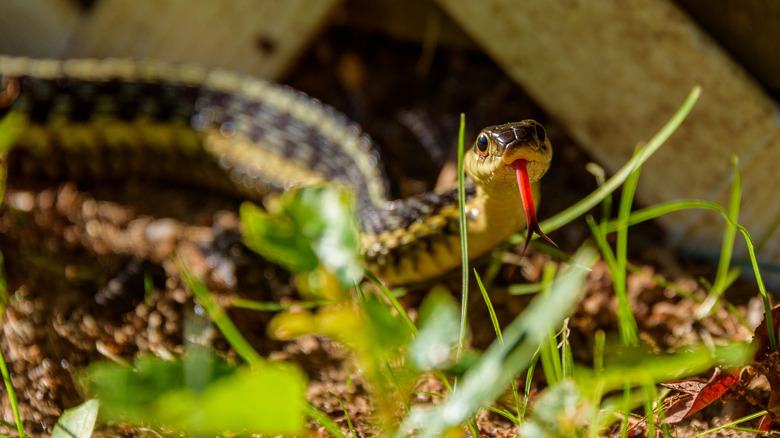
[
  {"x1": 699, "y1": 155, "x2": 742, "y2": 317},
  {"x1": 475, "y1": 270, "x2": 523, "y2": 419},
  {"x1": 588, "y1": 151, "x2": 642, "y2": 346},
  {"x1": 329, "y1": 391, "x2": 357, "y2": 438},
  {"x1": 0, "y1": 348, "x2": 25, "y2": 438},
  {"x1": 456, "y1": 112, "x2": 470, "y2": 360},
  {"x1": 0, "y1": 111, "x2": 26, "y2": 438}
]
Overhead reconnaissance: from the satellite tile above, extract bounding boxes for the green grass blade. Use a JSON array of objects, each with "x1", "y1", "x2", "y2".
[
  {"x1": 587, "y1": 331, "x2": 606, "y2": 438},
  {"x1": 600, "y1": 199, "x2": 775, "y2": 351},
  {"x1": 384, "y1": 362, "x2": 410, "y2": 413},
  {"x1": 305, "y1": 404, "x2": 347, "y2": 438},
  {"x1": 587, "y1": 216, "x2": 639, "y2": 345},
  {"x1": 329, "y1": 391, "x2": 356, "y2": 438},
  {"x1": 456, "y1": 113, "x2": 469, "y2": 359},
  {"x1": 0, "y1": 112, "x2": 24, "y2": 437},
  {"x1": 0, "y1": 346, "x2": 25, "y2": 438},
  {"x1": 475, "y1": 270, "x2": 522, "y2": 419},
  {"x1": 691, "y1": 408, "x2": 769, "y2": 437},
  {"x1": 541, "y1": 329, "x2": 562, "y2": 385},
  {"x1": 519, "y1": 349, "x2": 540, "y2": 423},
  {"x1": 177, "y1": 259, "x2": 264, "y2": 368},
  {"x1": 619, "y1": 383, "x2": 631, "y2": 438},
  {"x1": 585, "y1": 162, "x2": 612, "y2": 233},
  {"x1": 507, "y1": 283, "x2": 544, "y2": 295},
  {"x1": 640, "y1": 379, "x2": 657, "y2": 438},
  {"x1": 698, "y1": 155, "x2": 741, "y2": 317},
  {"x1": 510, "y1": 86, "x2": 702, "y2": 240},
  {"x1": 613, "y1": 148, "x2": 642, "y2": 346},
  {"x1": 475, "y1": 270, "x2": 502, "y2": 344},
  {"x1": 561, "y1": 321, "x2": 573, "y2": 380},
  {"x1": 484, "y1": 406, "x2": 521, "y2": 426},
  {"x1": 538, "y1": 263, "x2": 562, "y2": 385}
]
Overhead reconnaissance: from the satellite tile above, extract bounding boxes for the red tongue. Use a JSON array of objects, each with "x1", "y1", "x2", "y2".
[{"x1": 514, "y1": 160, "x2": 558, "y2": 254}]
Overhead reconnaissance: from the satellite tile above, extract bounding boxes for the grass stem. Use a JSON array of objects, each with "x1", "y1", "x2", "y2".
[{"x1": 456, "y1": 113, "x2": 469, "y2": 360}]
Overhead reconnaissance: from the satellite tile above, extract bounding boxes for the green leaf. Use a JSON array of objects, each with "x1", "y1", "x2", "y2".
[
  {"x1": 83, "y1": 354, "x2": 307, "y2": 435},
  {"x1": 53, "y1": 399, "x2": 99, "y2": 438},
  {"x1": 241, "y1": 186, "x2": 363, "y2": 288},
  {"x1": 240, "y1": 201, "x2": 319, "y2": 273},
  {"x1": 363, "y1": 296, "x2": 412, "y2": 353},
  {"x1": 286, "y1": 187, "x2": 363, "y2": 286},
  {"x1": 409, "y1": 288, "x2": 460, "y2": 370}
]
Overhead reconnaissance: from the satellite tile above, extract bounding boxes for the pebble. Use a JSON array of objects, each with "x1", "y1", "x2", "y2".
[{"x1": 145, "y1": 218, "x2": 180, "y2": 242}]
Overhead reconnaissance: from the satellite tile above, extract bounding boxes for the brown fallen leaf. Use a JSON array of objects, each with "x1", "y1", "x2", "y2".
[{"x1": 661, "y1": 367, "x2": 739, "y2": 424}]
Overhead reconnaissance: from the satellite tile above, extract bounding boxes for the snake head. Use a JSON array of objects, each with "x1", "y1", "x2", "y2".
[
  {"x1": 466, "y1": 120, "x2": 552, "y2": 188},
  {"x1": 466, "y1": 120, "x2": 557, "y2": 252}
]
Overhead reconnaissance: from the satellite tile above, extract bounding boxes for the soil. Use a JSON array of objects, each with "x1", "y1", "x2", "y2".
[{"x1": 0, "y1": 25, "x2": 772, "y2": 437}]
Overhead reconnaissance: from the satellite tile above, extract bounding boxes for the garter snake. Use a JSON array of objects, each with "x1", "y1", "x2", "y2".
[{"x1": 0, "y1": 57, "x2": 553, "y2": 286}]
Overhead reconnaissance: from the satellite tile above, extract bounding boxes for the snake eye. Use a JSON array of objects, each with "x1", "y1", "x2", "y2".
[
  {"x1": 534, "y1": 123, "x2": 546, "y2": 143},
  {"x1": 476, "y1": 133, "x2": 489, "y2": 156}
]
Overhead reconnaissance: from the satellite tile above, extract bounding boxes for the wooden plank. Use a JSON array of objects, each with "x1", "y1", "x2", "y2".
[
  {"x1": 677, "y1": 0, "x2": 780, "y2": 94},
  {"x1": 344, "y1": 0, "x2": 474, "y2": 50},
  {"x1": 65, "y1": 0, "x2": 340, "y2": 80},
  {"x1": 0, "y1": 0, "x2": 81, "y2": 57},
  {"x1": 436, "y1": 0, "x2": 780, "y2": 263}
]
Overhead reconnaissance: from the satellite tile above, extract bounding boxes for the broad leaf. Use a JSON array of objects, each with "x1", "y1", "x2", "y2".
[
  {"x1": 408, "y1": 287, "x2": 460, "y2": 371},
  {"x1": 661, "y1": 367, "x2": 739, "y2": 424},
  {"x1": 241, "y1": 186, "x2": 362, "y2": 288},
  {"x1": 53, "y1": 399, "x2": 99, "y2": 438},
  {"x1": 84, "y1": 354, "x2": 307, "y2": 435}
]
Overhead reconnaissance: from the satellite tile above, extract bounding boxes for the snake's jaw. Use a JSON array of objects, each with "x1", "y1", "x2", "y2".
[{"x1": 501, "y1": 149, "x2": 550, "y2": 183}]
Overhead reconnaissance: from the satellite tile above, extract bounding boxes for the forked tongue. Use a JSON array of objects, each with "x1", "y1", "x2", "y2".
[{"x1": 514, "y1": 160, "x2": 558, "y2": 255}]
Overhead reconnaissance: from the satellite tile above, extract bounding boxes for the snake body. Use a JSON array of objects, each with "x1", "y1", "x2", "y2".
[{"x1": 0, "y1": 57, "x2": 552, "y2": 286}]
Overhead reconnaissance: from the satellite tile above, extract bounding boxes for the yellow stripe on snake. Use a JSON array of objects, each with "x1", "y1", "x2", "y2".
[{"x1": 0, "y1": 57, "x2": 554, "y2": 286}]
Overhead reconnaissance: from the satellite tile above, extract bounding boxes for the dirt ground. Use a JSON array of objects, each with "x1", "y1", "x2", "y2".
[{"x1": 0, "y1": 26, "x2": 772, "y2": 437}]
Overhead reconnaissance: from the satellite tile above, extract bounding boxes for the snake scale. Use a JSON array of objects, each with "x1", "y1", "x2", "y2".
[{"x1": 0, "y1": 56, "x2": 554, "y2": 286}]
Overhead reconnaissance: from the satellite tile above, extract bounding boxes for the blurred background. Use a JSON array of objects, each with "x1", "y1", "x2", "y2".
[{"x1": 1, "y1": 0, "x2": 779, "y2": 273}]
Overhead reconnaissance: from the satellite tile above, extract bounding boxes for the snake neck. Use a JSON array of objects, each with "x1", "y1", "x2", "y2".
[
  {"x1": 465, "y1": 182, "x2": 532, "y2": 258},
  {"x1": 361, "y1": 179, "x2": 534, "y2": 286}
]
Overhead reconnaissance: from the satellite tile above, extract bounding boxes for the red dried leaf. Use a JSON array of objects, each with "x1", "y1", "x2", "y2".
[{"x1": 662, "y1": 367, "x2": 739, "y2": 423}]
